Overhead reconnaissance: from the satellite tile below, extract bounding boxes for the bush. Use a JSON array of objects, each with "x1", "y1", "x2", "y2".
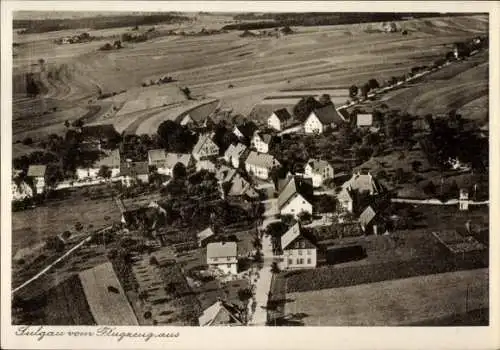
[{"x1": 22, "y1": 137, "x2": 33, "y2": 145}]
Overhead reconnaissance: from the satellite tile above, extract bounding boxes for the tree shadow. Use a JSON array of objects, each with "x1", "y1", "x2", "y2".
[{"x1": 266, "y1": 298, "x2": 295, "y2": 311}]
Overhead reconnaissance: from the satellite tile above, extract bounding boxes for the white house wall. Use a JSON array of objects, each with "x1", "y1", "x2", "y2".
[
  {"x1": 283, "y1": 248, "x2": 317, "y2": 269},
  {"x1": 280, "y1": 194, "x2": 313, "y2": 217}
]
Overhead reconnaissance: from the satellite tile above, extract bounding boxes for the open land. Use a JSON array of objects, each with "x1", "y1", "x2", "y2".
[{"x1": 13, "y1": 14, "x2": 488, "y2": 142}]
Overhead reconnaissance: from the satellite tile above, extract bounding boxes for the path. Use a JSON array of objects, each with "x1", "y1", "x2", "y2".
[
  {"x1": 391, "y1": 198, "x2": 489, "y2": 206},
  {"x1": 12, "y1": 226, "x2": 111, "y2": 294},
  {"x1": 248, "y1": 233, "x2": 274, "y2": 326}
]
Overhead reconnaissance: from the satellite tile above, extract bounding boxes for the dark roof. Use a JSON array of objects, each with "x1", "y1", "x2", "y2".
[
  {"x1": 311, "y1": 104, "x2": 345, "y2": 125},
  {"x1": 277, "y1": 176, "x2": 314, "y2": 209},
  {"x1": 120, "y1": 161, "x2": 149, "y2": 176},
  {"x1": 273, "y1": 108, "x2": 292, "y2": 122},
  {"x1": 338, "y1": 108, "x2": 350, "y2": 121},
  {"x1": 236, "y1": 122, "x2": 258, "y2": 139}
]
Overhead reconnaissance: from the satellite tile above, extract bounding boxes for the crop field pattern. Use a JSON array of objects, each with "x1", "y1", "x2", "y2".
[{"x1": 12, "y1": 14, "x2": 487, "y2": 139}]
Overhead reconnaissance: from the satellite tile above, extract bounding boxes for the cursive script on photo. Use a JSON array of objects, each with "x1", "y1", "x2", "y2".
[{"x1": 16, "y1": 326, "x2": 181, "y2": 342}]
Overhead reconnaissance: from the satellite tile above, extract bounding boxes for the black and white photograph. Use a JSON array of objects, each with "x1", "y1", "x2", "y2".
[{"x1": 1, "y1": 1, "x2": 498, "y2": 349}]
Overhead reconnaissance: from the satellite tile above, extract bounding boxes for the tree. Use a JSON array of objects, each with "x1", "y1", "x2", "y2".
[
  {"x1": 62, "y1": 230, "x2": 72, "y2": 239},
  {"x1": 271, "y1": 261, "x2": 281, "y2": 274},
  {"x1": 149, "y1": 256, "x2": 159, "y2": 266},
  {"x1": 75, "y1": 222, "x2": 84, "y2": 232},
  {"x1": 98, "y1": 165, "x2": 112, "y2": 179},
  {"x1": 422, "y1": 180, "x2": 436, "y2": 196},
  {"x1": 349, "y1": 85, "x2": 358, "y2": 98},
  {"x1": 45, "y1": 236, "x2": 65, "y2": 252},
  {"x1": 297, "y1": 211, "x2": 312, "y2": 223},
  {"x1": 394, "y1": 168, "x2": 405, "y2": 184},
  {"x1": 293, "y1": 96, "x2": 322, "y2": 122},
  {"x1": 368, "y1": 79, "x2": 380, "y2": 90},
  {"x1": 252, "y1": 236, "x2": 262, "y2": 250},
  {"x1": 318, "y1": 94, "x2": 332, "y2": 106},
  {"x1": 172, "y1": 162, "x2": 187, "y2": 179},
  {"x1": 22, "y1": 137, "x2": 33, "y2": 145},
  {"x1": 361, "y1": 83, "x2": 370, "y2": 99}
]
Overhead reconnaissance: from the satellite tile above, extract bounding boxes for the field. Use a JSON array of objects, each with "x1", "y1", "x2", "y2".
[
  {"x1": 12, "y1": 14, "x2": 488, "y2": 141},
  {"x1": 78, "y1": 262, "x2": 139, "y2": 325},
  {"x1": 282, "y1": 269, "x2": 488, "y2": 326},
  {"x1": 12, "y1": 195, "x2": 120, "y2": 256}
]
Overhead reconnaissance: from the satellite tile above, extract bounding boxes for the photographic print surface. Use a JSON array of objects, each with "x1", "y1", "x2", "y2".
[{"x1": 11, "y1": 10, "x2": 489, "y2": 327}]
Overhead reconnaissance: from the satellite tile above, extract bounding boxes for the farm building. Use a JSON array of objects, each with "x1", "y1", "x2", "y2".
[
  {"x1": 148, "y1": 149, "x2": 193, "y2": 176},
  {"x1": 198, "y1": 300, "x2": 244, "y2": 326},
  {"x1": 192, "y1": 134, "x2": 220, "y2": 161},
  {"x1": 277, "y1": 176, "x2": 314, "y2": 218},
  {"x1": 27, "y1": 165, "x2": 46, "y2": 194},
  {"x1": 197, "y1": 227, "x2": 216, "y2": 247},
  {"x1": 304, "y1": 104, "x2": 345, "y2": 134},
  {"x1": 267, "y1": 108, "x2": 292, "y2": 131},
  {"x1": 78, "y1": 262, "x2": 138, "y2": 325},
  {"x1": 216, "y1": 165, "x2": 237, "y2": 184},
  {"x1": 120, "y1": 160, "x2": 149, "y2": 187},
  {"x1": 304, "y1": 158, "x2": 334, "y2": 188},
  {"x1": 223, "y1": 143, "x2": 247, "y2": 168},
  {"x1": 206, "y1": 241, "x2": 238, "y2": 275},
  {"x1": 338, "y1": 172, "x2": 383, "y2": 213},
  {"x1": 76, "y1": 149, "x2": 121, "y2": 180},
  {"x1": 281, "y1": 223, "x2": 317, "y2": 269},
  {"x1": 244, "y1": 151, "x2": 281, "y2": 180},
  {"x1": 251, "y1": 132, "x2": 273, "y2": 154}
]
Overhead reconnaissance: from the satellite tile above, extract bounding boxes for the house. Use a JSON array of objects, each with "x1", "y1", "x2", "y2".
[
  {"x1": 206, "y1": 241, "x2": 238, "y2": 275},
  {"x1": 338, "y1": 171, "x2": 383, "y2": 213},
  {"x1": 120, "y1": 161, "x2": 149, "y2": 187},
  {"x1": 224, "y1": 173, "x2": 259, "y2": 199},
  {"x1": 192, "y1": 134, "x2": 219, "y2": 161},
  {"x1": 304, "y1": 158, "x2": 334, "y2": 188},
  {"x1": 148, "y1": 149, "x2": 193, "y2": 176},
  {"x1": 359, "y1": 205, "x2": 381, "y2": 235},
  {"x1": 196, "y1": 160, "x2": 217, "y2": 173},
  {"x1": 281, "y1": 223, "x2": 317, "y2": 269},
  {"x1": 179, "y1": 113, "x2": 214, "y2": 129},
  {"x1": 76, "y1": 149, "x2": 121, "y2": 180},
  {"x1": 245, "y1": 151, "x2": 280, "y2": 180},
  {"x1": 197, "y1": 227, "x2": 216, "y2": 247},
  {"x1": 267, "y1": 108, "x2": 292, "y2": 131},
  {"x1": 251, "y1": 132, "x2": 273, "y2": 154},
  {"x1": 233, "y1": 122, "x2": 258, "y2": 142},
  {"x1": 27, "y1": 165, "x2": 47, "y2": 194},
  {"x1": 216, "y1": 165, "x2": 237, "y2": 184},
  {"x1": 198, "y1": 300, "x2": 244, "y2": 326},
  {"x1": 277, "y1": 176, "x2": 314, "y2": 218},
  {"x1": 223, "y1": 143, "x2": 247, "y2": 168},
  {"x1": 304, "y1": 104, "x2": 345, "y2": 134},
  {"x1": 356, "y1": 113, "x2": 373, "y2": 128}
]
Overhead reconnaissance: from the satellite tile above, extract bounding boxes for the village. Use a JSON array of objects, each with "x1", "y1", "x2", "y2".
[{"x1": 10, "y1": 14, "x2": 490, "y2": 327}]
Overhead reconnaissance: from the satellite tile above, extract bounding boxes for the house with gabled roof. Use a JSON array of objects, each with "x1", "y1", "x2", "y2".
[
  {"x1": 216, "y1": 165, "x2": 237, "y2": 184},
  {"x1": 304, "y1": 104, "x2": 345, "y2": 134},
  {"x1": 359, "y1": 205, "x2": 386, "y2": 235},
  {"x1": 281, "y1": 222, "x2": 317, "y2": 269},
  {"x1": 223, "y1": 143, "x2": 247, "y2": 168},
  {"x1": 27, "y1": 165, "x2": 47, "y2": 194},
  {"x1": 277, "y1": 176, "x2": 314, "y2": 218},
  {"x1": 224, "y1": 173, "x2": 259, "y2": 199},
  {"x1": 338, "y1": 171, "x2": 383, "y2": 213},
  {"x1": 76, "y1": 149, "x2": 121, "y2": 180},
  {"x1": 120, "y1": 160, "x2": 149, "y2": 187},
  {"x1": 304, "y1": 158, "x2": 334, "y2": 188},
  {"x1": 196, "y1": 159, "x2": 217, "y2": 173},
  {"x1": 268, "y1": 108, "x2": 292, "y2": 131},
  {"x1": 251, "y1": 132, "x2": 274, "y2": 154},
  {"x1": 148, "y1": 150, "x2": 193, "y2": 176},
  {"x1": 198, "y1": 300, "x2": 244, "y2": 326},
  {"x1": 192, "y1": 133, "x2": 219, "y2": 161},
  {"x1": 244, "y1": 151, "x2": 281, "y2": 180},
  {"x1": 206, "y1": 241, "x2": 238, "y2": 275}
]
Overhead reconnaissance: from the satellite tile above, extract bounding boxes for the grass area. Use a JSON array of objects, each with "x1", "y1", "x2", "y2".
[
  {"x1": 409, "y1": 308, "x2": 488, "y2": 326},
  {"x1": 13, "y1": 274, "x2": 96, "y2": 325},
  {"x1": 282, "y1": 268, "x2": 488, "y2": 326},
  {"x1": 12, "y1": 195, "x2": 120, "y2": 256}
]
